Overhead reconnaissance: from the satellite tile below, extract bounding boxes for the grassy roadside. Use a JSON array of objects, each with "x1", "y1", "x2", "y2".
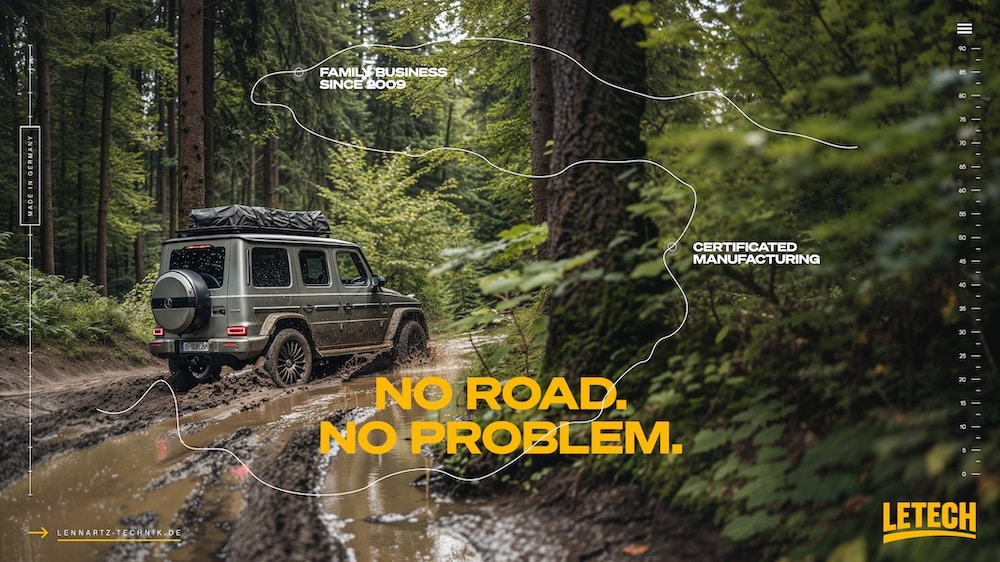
[{"x1": 0, "y1": 252, "x2": 155, "y2": 363}]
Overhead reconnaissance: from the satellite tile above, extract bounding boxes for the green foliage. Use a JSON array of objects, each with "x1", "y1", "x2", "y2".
[
  {"x1": 432, "y1": 223, "x2": 550, "y2": 361},
  {"x1": 437, "y1": 223, "x2": 548, "y2": 271},
  {"x1": 0, "y1": 251, "x2": 152, "y2": 354},
  {"x1": 319, "y1": 142, "x2": 474, "y2": 325},
  {"x1": 0, "y1": 0, "x2": 173, "y2": 290},
  {"x1": 120, "y1": 270, "x2": 157, "y2": 346},
  {"x1": 582, "y1": 0, "x2": 1000, "y2": 559},
  {"x1": 372, "y1": 0, "x2": 535, "y2": 233},
  {"x1": 433, "y1": 222, "x2": 600, "y2": 337}
]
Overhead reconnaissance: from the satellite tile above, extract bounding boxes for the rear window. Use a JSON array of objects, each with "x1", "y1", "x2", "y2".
[{"x1": 169, "y1": 246, "x2": 225, "y2": 288}]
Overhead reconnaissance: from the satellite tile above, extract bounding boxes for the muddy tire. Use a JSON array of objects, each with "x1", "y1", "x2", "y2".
[
  {"x1": 393, "y1": 320, "x2": 429, "y2": 365},
  {"x1": 267, "y1": 329, "x2": 313, "y2": 387},
  {"x1": 168, "y1": 358, "x2": 221, "y2": 391}
]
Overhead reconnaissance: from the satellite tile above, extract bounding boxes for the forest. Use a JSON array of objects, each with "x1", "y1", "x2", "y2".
[{"x1": 1, "y1": 0, "x2": 998, "y2": 559}]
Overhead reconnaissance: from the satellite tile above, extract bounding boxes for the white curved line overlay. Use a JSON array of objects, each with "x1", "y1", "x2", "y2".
[
  {"x1": 99, "y1": 35, "x2": 854, "y2": 497},
  {"x1": 250, "y1": 36, "x2": 858, "y2": 153}
]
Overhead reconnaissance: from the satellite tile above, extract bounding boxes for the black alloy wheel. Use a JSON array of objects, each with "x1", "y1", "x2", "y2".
[{"x1": 267, "y1": 328, "x2": 313, "y2": 387}]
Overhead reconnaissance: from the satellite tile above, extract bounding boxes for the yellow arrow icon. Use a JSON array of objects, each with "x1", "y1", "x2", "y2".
[{"x1": 28, "y1": 527, "x2": 48, "y2": 539}]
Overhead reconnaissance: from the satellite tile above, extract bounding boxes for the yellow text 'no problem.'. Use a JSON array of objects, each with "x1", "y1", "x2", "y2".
[{"x1": 319, "y1": 376, "x2": 682, "y2": 456}]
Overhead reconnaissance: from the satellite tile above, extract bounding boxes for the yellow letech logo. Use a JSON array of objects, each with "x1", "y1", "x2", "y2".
[{"x1": 882, "y1": 502, "x2": 976, "y2": 544}]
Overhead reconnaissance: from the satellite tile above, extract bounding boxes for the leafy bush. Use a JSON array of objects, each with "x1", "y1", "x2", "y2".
[
  {"x1": 0, "y1": 240, "x2": 154, "y2": 356},
  {"x1": 320, "y1": 143, "x2": 476, "y2": 327}
]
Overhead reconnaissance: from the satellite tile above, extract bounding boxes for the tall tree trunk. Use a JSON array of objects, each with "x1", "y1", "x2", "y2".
[
  {"x1": 262, "y1": 139, "x2": 272, "y2": 206},
  {"x1": 530, "y1": 0, "x2": 553, "y2": 231},
  {"x1": 37, "y1": 37, "x2": 55, "y2": 274},
  {"x1": 270, "y1": 136, "x2": 279, "y2": 207},
  {"x1": 134, "y1": 230, "x2": 145, "y2": 281},
  {"x1": 76, "y1": 162, "x2": 84, "y2": 277},
  {"x1": 76, "y1": 61, "x2": 87, "y2": 280},
  {"x1": 97, "y1": 7, "x2": 114, "y2": 296},
  {"x1": 75, "y1": 185, "x2": 84, "y2": 276},
  {"x1": 168, "y1": 92, "x2": 178, "y2": 234},
  {"x1": 263, "y1": 135, "x2": 279, "y2": 207},
  {"x1": 76, "y1": 32, "x2": 94, "y2": 280},
  {"x1": 167, "y1": 0, "x2": 178, "y2": 235},
  {"x1": 112, "y1": 243, "x2": 121, "y2": 285},
  {"x1": 178, "y1": 0, "x2": 205, "y2": 222},
  {"x1": 156, "y1": 70, "x2": 167, "y2": 232},
  {"x1": 247, "y1": 142, "x2": 256, "y2": 205},
  {"x1": 543, "y1": 0, "x2": 656, "y2": 379},
  {"x1": 230, "y1": 159, "x2": 238, "y2": 203},
  {"x1": 203, "y1": 0, "x2": 215, "y2": 206}
]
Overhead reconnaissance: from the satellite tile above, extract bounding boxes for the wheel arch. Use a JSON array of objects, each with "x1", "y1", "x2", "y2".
[
  {"x1": 384, "y1": 307, "x2": 427, "y2": 344},
  {"x1": 259, "y1": 313, "x2": 318, "y2": 354}
]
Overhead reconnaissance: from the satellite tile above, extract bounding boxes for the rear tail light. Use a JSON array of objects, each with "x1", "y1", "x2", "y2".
[
  {"x1": 153, "y1": 327, "x2": 164, "y2": 337},
  {"x1": 227, "y1": 326, "x2": 248, "y2": 336}
]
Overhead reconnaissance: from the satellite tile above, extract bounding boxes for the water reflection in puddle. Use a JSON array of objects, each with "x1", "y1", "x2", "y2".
[
  {"x1": 317, "y1": 373, "x2": 482, "y2": 562},
  {"x1": 1, "y1": 340, "x2": 487, "y2": 561}
]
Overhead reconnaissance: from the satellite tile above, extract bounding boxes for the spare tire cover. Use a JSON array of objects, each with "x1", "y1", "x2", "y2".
[{"x1": 151, "y1": 269, "x2": 211, "y2": 333}]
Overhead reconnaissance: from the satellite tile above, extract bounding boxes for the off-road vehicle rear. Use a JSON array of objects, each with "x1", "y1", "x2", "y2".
[{"x1": 149, "y1": 205, "x2": 428, "y2": 389}]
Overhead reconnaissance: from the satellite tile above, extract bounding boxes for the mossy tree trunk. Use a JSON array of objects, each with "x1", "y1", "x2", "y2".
[
  {"x1": 178, "y1": 0, "x2": 205, "y2": 221},
  {"x1": 543, "y1": 0, "x2": 659, "y2": 380}
]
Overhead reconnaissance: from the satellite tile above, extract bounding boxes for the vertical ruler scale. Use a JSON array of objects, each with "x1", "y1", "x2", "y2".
[
  {"x1": 18, "y1": 44, "x2": 39, "y2": 497},
  {"x1": 955, "y1": 22, "x2": 985, "y2": 479}
]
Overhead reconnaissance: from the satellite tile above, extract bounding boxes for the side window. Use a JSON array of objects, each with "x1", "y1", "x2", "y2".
[
  {"x1": 299, "y1": 250, "x2": 330, "y2": 286},
  {"x1": 336, "y1": 251, "x2": 368, "y2": 286},
  {"x1": 251, "y1": 247, "x2": 291, "y2": 288}
]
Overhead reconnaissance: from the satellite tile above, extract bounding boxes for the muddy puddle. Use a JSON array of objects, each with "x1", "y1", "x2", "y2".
[{"x1": 0, "y1": 340, "x2": 495, "y2": 562}]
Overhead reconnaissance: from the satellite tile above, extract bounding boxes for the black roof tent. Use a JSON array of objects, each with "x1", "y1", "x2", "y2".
[{"x1": 178, "y1": 205, "x2": 331, "y2": 237}]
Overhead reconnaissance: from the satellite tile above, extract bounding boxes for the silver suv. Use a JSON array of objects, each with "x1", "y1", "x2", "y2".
[{"x1": 149, "y1": 206, "x2": 428, "y2": 389}]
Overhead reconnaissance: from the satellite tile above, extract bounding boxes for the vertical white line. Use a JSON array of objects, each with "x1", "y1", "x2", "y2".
[
  {"x1": 27, "y1": 228, "x2": 33, "y2": 497},
  {"x1": 27, "y1": 44, "x2": 33, "y2": 125},
  {"x1": 26, "y1": 44, "x2": 34, "y2": 498}
]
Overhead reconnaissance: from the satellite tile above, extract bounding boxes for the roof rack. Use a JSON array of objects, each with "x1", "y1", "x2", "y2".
[{"x1": 179, "y1": 205, "x2": 331, "y2": 238}]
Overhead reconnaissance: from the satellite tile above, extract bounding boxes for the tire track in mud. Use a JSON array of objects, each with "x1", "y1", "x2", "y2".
[
  {"x1": 221, "y1": 420, "x2": 351, "y2": 562},
  {"x1": 0, "y1": 366, "x2": 276, "y2": 490}
]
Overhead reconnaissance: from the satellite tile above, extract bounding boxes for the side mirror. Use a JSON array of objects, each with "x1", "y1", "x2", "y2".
[{"x1": 372, "y1": 274, "x2": 386, "y2": 291}]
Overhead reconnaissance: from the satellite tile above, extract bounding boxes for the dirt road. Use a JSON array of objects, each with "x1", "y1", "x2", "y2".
[{"x1": 0, "y1": 341, "x2": 746, "y2": 562}]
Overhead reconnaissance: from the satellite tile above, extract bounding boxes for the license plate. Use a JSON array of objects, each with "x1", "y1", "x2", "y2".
[{"x1": 182, "y1": 341, "x2": 209, "y2": 353}]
